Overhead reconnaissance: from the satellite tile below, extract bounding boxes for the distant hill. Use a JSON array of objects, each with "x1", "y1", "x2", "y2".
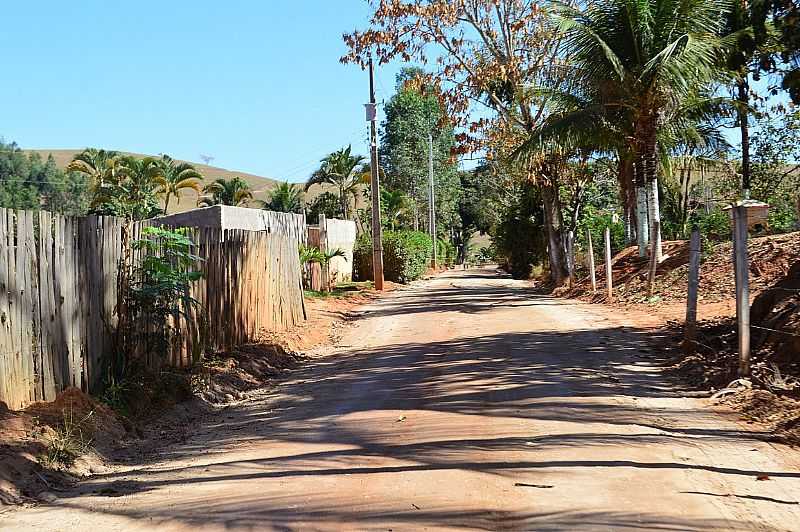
[{"x1": 27, "y1": 149, "x2": 282, "y2": 214}]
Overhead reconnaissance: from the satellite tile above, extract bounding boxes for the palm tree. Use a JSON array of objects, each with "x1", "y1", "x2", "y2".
[
  {"x1": 87, "y1": 155, "x2": 162, "y2": 220},
  {"x1": 306, "y1": 145, "x2": 368, "y2": 220},
  {"x1": 263, "y1": 181, "x2": 303, "y2": 213},
  {"x1": 199, "y1": 177, "x2": 253, "y2": 207},
  {"x1": 381, "y1": 188, "x2": 411, "y2": 230},
  {"x1": 540, "y1": 0, "x2": 729, "y2": 260},
  {"x1": 155, "y1": 155, "x2": 203, "y2": 213},
  {"x1": 67, "y1": 148, "x2": 123, "y2": 199}
]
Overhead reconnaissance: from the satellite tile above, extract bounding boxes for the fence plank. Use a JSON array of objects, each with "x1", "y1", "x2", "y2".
[{"x1": 0, "y1": 210, "x2": 10, "y2": 406}]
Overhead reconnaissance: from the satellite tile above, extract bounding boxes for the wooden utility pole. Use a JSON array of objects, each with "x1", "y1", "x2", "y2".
[
  {"x1": 604, "y1": 226, "x2": 613, "y2": 301},
  {"x1": 367, "y1": 58, "x2": 385, "y2": 290},
  {"x1": 428, "y1": 132, "x2": 437, "y2": 269},
  {"x1": 733, "y1": 205, "x2": 750, "y2": 376},
  {"x1": 684, "y1": 226, "x2": 701, "y2": 353},
  {"x1": 587, "y1": 229, "x2": 596, "y2": 293}
]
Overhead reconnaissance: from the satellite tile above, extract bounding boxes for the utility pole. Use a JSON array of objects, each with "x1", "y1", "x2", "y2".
[
  {"x1": 367, "y1": 57, "x2": 385, "y2": 290},
  {"x1": 428, "y1": 132, "x2": 437, "y2": 269}
]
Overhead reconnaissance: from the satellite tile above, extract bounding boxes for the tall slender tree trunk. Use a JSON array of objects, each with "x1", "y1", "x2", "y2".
[
  {"x1": 541, "y1": 180, "x2": 568, "y2": 286},
  {"x1": 737, "y1": 76, "x2": 751, "y2": 198},
  {"x1": 634, "y1": 154, "x2": 649, "y2": 257},
  {"x1": 617, "y1": 156, "x2": 636, "y2": 245},
  {"x1": 643, "y1": 122, "x2": 663, "y2": 262},
  {"x1": 164, "y1": 194, "x2": 171, "y2": 214}
]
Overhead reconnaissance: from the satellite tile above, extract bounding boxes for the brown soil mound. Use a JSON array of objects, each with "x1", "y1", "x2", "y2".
[{"x1": 566, "y1": 231, "x2": 800, "y2": 305}]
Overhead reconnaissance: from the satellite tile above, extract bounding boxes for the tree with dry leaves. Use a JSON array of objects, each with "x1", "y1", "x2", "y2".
[{"x1": 342, "y1": 0, "x2": 576, "y2": 284}]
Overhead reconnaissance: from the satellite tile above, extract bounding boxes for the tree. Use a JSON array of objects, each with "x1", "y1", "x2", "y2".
[
  {"x1": 155, "y1": 155, "x2": 202, "y2": 213},
  {"x1": 344, "y1": 0, "x2": 579, "y2": 284},
  {"x1": 531, "y1": 0, "x2": 729, "y2": 261},
  {"x1": 380, "y1": 68, "x2": 460, "y2": 232},
  {"x1": 306, "y1": 146, "x2": 368, "y2": 220},
  {"x1": 381, "y1": 188, "x2": 412, "y2": 230},
  {"x1": 1, "y1": 143, "x2": 90, "y2": 214},
  {"x1": 306, "y1": 191, "x2": 341, "y2": 224},
  {"x1": 67, "y1": 148, "x2": 122, "y2": 191},
  {"x1": 92, "y1": 155, "x2": 163, "y2": 220},
  {"x1": 455, "y1": 166, "x2": 501, "y2": 264},
  {"x1": 264, "y1": 181, "x2": 304, "y2": 213},
  {"x1": 199, "y1": 177, "x2": 253, "y2": 207}
]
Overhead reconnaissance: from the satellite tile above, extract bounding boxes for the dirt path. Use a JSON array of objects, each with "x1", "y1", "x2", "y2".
[{"x1": 4, "y1": 267, "x2": 800, "y2": 531}]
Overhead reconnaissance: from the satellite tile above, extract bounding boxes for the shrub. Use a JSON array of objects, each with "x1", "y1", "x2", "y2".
[
  {"x1": 577, "y1": 207, "x2": 626, "y2": 259},
  {"x1": 354, "y1": 230, "x2": 432, "y2": 283},
  {"x1": 436, "y1": 238, "x2": 457, "y2": 267},
  {"x1": 695, "y1": 208, "x2": 731, "y2": 242}
]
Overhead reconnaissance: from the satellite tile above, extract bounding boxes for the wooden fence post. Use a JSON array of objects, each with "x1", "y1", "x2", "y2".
[
  {"x1": 683, "y1": 226, "x2": 701, "y2": 353},
  {"x1": 733, "y1": 205, "x2": 751, "y2": 377},
  {"x1": 604, "y1": 226, "x2": 613, "y2": 301},
  {"x1": 587, "y1": 229, "x2": 597, "y2": 293}
]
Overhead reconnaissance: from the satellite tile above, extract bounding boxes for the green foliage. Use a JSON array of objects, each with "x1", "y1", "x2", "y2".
[
  {"x1": 199, "y1": 177, "x2": 253, "y2": 207},
  {"x1": 379, "y1": 68, "x2": 461, "y2": 234},
  {"x1": 40, "y1": 409, "x2": 94, "y2": 468},
  {"x1": 0, "y1": 142, "x2": 91, "y2": 214},
  {"x1": 306, "y1": 145, "x2": 367, "y2": 220},
  {"x1": 92, "y1": 155, "x2": 163, "y2": 220},
  {"x1": 306, "y1": 191, "x2": 341, "y2": 224},
  {"x1": 437, "y1": 238, "x2": 456, "y2": 267},
  {"x1": 265, "y1": 181, "x2": 304, "y2": 213},
  {"x1": 155, "y1": 155, "x2": 202, "y2": 213},
  {"x1": 696, "y1": 208, "x2": 731, "y2": 242},
  {"x1": 492, "y1": 182, "x2": 545, "y2": 279},
  {"x1": 128, "y1": 227, "x2": 203, "y2": 366},
  {"x1": 298, "y1": 244, "x2": 346, "y2": 266},
  {"x1": 766, "y1": 199, "x2": 797, "y2": 234},
  {"x1": 354, "y1": 230, "x2": 432, "y2": 284},
  {"x1": 577, "y1": 207, "x2": 626, "y2": 258}
]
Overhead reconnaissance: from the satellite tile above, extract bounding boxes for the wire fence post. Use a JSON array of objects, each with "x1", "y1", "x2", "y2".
[
  {"x1": 733, "y1": 205, "x2": 751, "y2": 377},
  {"x1": 587, "y1": 228, "x2": 597, "y2": 293},
  {"x1": 604, "y1": 226, "x2": 613, "y2": 301},
  {"x1": 683, "y1": 226, "x2": 701, "y2": 354}
]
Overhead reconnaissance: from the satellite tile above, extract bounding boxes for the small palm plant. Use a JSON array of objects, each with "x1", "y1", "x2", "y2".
[{"x1": 299, "y1": 244, "x2": 347, "y2": 292}]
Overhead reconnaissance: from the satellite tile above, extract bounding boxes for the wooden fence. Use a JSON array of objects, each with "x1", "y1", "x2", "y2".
[{"x1": 0, "y1": 208, "x2": 305, "y2": 410}]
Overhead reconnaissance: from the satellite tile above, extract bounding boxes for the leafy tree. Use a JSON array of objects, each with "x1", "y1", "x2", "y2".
[
  {"x1": 343, "y1": 1, "x2": 585, "y2": 285},
  {"x1": 305, "y1": 191, "x2": 340, "y2": 224},
  {"x1": 92, "y1": 155, "x2": 162, "y2": 220},
  {"x1": 155, "y1": 155, "x2": 202, "y2": 213},
  {"x1": 67, "y1": 148, "x2": 122, "y2": 192},
  {"x1": 535, "y1": 0, "x2": 729, "y2": 261},
  {"x1": 380, "y1": 188, "x2": 412, "y2": 230},
  {"x1": 264, "y1": 181, "x2": 304, "y2": 213},
  {"x1": 199, "y1": 177, "x2": 253, "y2": 207},
  {"x1": 380, "y1": 68, "x2": 460, "y2": 233},
  {"x1": 306, "y1": 145, "x2": 368, "y2": 220},
  {"x1": 0, "y1": 143, "x2": 90, "y2": 214},
  {"x1": 455, "y1": 166, "x2": 500, "y2": 264}
]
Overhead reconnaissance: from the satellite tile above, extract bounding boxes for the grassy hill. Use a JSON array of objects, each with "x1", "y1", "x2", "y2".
[{"x1": 27, "y1": 149, "x2": 282, "y2": 214}]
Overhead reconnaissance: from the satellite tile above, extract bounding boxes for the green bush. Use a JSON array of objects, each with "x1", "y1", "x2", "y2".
[
  {"x1": 577, "y1": 207, "x2": 625, "y2": 259},
  {"x1": 353, "y1": 230, "x2": 433, "y2": 283},
  {"x1": 695, "y1": 208, "x2": 731, "y2": 242},
  {"x1": 766, "y1": 199, "x2": 798, "y2": 234},
  {"x1": 436, "y1": 238, "x2": 456, "y2": 267}
]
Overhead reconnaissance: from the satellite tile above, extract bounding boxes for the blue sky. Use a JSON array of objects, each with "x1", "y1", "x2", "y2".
[{"x1": 0, "y1": 1, "x2": 404, "y2": 182}]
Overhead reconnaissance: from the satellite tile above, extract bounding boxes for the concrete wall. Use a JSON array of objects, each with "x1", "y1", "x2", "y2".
[
  {"x1": 155, "y1": 206, "x2": 306, "y2": 245},
  {"x1": 321, "y1": 217, "x2": 357, "y2": 283}
]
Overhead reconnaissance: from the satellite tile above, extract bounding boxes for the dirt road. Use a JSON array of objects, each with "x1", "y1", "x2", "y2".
[{"x1": 4, "y1": 268, "x2": 800, "y2": 531}]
